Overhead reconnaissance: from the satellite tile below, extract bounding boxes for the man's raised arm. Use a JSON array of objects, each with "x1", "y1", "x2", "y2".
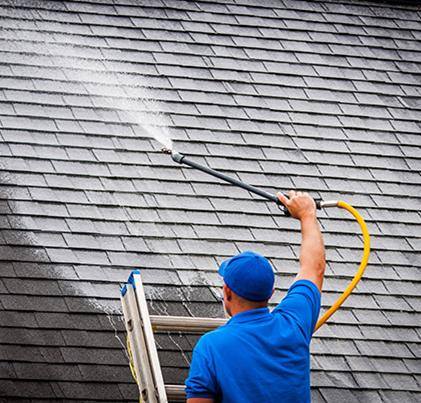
[{"x1": 278, "y1": 190, "x2": 326, "y2": 291}]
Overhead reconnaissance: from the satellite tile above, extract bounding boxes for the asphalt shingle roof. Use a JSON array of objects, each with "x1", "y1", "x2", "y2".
[{"x1": 0, "y1": 0, "x2": 420, "y2": 401}]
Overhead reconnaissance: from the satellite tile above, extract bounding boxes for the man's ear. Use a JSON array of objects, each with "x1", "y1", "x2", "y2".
[{"x1": 224, "y1": 284, "x2": 232, "y2": 301}]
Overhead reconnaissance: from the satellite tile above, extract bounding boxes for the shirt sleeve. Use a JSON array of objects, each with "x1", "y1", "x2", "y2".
[
  {"x1": 272, "y1": 279, "x2": 321, "y2": 343},
  {"x1": 185, "y1": 338, "x2": 217, "y2": 399}
]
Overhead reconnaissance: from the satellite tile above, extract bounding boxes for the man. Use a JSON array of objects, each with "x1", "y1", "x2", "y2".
[{"x1": 185, "y1": 190, "x2": 325, "y2": 402}]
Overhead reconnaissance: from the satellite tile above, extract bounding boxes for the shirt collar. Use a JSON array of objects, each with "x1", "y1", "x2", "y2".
[{"x1": 227, "y1": 307, "x2": 270, "y2": 325}]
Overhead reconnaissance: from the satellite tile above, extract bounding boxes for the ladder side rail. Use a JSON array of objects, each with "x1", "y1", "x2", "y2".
[
  {"x1": 121, "y1": 284, "x2": 158, "y2": 403},
  {"x1": 132, "y1": 273, "x2": 168, "y2": 403}
]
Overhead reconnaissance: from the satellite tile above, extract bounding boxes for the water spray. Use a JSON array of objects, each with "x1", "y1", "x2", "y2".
[{"x1": 163, "y1": 147, "x2": 371, "y2": 331}]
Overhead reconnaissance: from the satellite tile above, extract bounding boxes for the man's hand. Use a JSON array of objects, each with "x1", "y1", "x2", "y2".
[
  {"x1": 277, "y1": 190, "x2": 325, "y2": 291},
  {"x1": 277, "y1": 190, "x2": 316, "y2": 221}
]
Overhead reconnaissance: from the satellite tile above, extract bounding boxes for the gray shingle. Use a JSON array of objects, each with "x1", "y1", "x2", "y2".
[
  {"x1": 381, "y1": 390, "x2": 420, "y2": 403},
  {"x1": 178, "y1": 239, "x2": 238, "y2": 256},
  {"x1": 317, "y1": 370, "x2": 359, "y2": 388},
  {"x1": 59, "y1": 380, "x2": 125, "y2": 400},
  {"x1": 319, "y1": 388, "x2": 365, "y2": 403}
]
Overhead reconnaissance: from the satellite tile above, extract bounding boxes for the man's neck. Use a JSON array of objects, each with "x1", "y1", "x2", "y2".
[{"x1": 230, "y1": 305, "x2": 267, "y2": 317}]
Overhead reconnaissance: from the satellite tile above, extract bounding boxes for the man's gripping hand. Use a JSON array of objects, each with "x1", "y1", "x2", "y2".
[{"x1": 277, "y1": 190, "x2": 316, "y2": 221}]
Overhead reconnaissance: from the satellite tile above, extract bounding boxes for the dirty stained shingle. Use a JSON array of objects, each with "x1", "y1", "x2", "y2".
[{"x1": 0, "y1": 0, "x2": 420, "y2": 401}]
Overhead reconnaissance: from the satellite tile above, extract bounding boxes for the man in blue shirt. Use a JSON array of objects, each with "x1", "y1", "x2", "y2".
[{"x1": 185, "y1": 191, "x2": 325, "y2": 402}]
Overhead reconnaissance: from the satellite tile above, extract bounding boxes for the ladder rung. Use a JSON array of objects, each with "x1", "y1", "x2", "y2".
[
  {"x1": 150, "y1": 315, "x2": 227, "y2": 333},
  {"x1": 164, "y1": 384, "x2": 185, "y2": 401}
]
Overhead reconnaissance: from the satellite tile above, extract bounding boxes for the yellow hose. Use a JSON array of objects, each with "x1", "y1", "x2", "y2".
[
  {"x1": 314, "y1": 200, "x2": 371, "y2": 332},
  {"x1": 127, "y1": 336, "x2": 143, "y2": 403}
]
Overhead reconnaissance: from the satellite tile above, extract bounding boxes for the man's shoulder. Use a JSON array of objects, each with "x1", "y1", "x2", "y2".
[
  {"x1": 203, "y1": 322, "x2": 232, "y2": 341},
  {"x1": 195, "y1": 323, "x2": 232, "y2": 351},
  {"x1": 273, "y1": 279, "x2": 321, "y2": 311}
]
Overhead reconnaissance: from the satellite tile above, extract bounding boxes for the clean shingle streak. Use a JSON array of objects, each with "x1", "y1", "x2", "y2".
[{"x1": 0, "y1": 0, "x2": 420, "y2": 401}]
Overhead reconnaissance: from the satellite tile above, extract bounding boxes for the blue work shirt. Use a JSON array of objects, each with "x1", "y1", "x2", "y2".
[{"x1": 185, "y1": 279, "x2": 321, "y2": 402}]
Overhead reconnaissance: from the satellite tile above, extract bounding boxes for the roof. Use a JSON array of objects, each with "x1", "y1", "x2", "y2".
[{"x1": 0, "y1": 0, "x2": 420, "y2": 401}]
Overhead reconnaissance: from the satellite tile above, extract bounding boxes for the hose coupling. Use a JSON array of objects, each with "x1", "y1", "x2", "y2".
[{"x1": 320, "y1": 200, "x2": 339, "y2": 208}]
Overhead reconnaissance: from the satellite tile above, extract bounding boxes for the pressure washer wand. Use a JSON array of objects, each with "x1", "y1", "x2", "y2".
[{"x1": 165, "y1": 149, "x2": 323, "y2": 216}]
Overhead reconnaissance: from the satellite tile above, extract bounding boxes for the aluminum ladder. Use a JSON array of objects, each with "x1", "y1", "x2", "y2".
[{"x1": 120, "y1": 270, "x2": 227, "y2": 402}]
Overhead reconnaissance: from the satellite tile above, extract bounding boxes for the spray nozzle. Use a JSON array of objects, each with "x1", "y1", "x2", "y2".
[{"x1": 161, "y1": 147, "x2": 185, "y2": 164}]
